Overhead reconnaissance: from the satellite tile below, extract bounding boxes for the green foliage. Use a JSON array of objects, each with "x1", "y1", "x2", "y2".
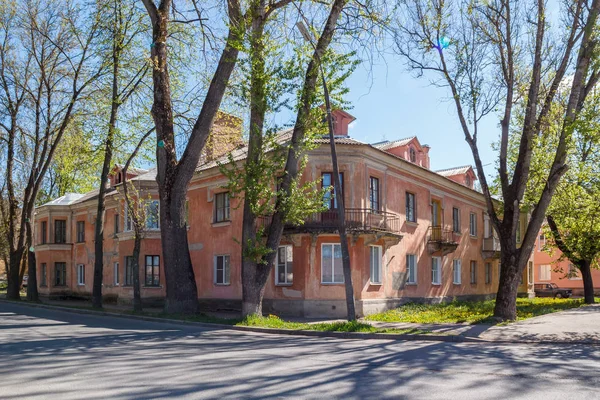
[{"x1": 365, "y1": 298, "x2": 589, "y2": 325}]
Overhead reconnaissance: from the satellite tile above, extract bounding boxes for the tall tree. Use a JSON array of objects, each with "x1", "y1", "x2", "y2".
[
  {"x1": 0, "y1": 0, "x2": 106, "y2": 300},
  {"x1": 394, "y1": 0, "x2": 600, "y2": 320},
  {"x1": 224, "y1": 0, "x2": 350, "y2": 317},
  {"x1": 141, "y1": 0, "x2": 244, "y2": 313},
  {"x1": 92, "y1": 0, "x2": 149, "y2": 309}
]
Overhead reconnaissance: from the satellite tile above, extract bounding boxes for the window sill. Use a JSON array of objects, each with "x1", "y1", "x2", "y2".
[
  {"x1": 470, "y1": 235, "x2": 478, "y2": 239},
  {"x1": 214, "y1": 283, "x2": 231, "y2": 286},
  {"x1": 431, "y1": 283, "x2": 441, "y2": 286},
  {"x1": 321, "y1": 282, "x2": 345, "y2": 285},
  {"x1": 369, "y1": 282, "x2": 383, "y2": 286},
  {"x1": 212, "y1": 221, "x2": 231, "y2": 227},
  {"x1": 405, "y1": 221, "x2": 418, "y2": 227},
  {"x1": 77, "y1": 284, "x2": 85, "y2": 286},
  {"x1": 405, "y1": 282, "x2": 417, "y2": 286},
  {"x1": 453, "y1": 231, "x2": 461, "y2": 236},
  {"x1": 275, "y1": 283, "x2": 293, "y2": 287},
  {"x1": 143, "y1": 286, "x2": 162, "y2": 289},
  {"x1": 453, "y1": 282, "x2": 461, "y2": 285}
]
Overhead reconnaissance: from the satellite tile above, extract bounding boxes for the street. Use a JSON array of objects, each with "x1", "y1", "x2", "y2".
[{"x1": 0, "y1": 302, "x2": 599, "y2": 399}]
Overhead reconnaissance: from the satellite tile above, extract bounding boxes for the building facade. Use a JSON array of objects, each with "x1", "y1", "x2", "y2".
[{"x1": 34, "y1": 111, "x2": 533, "y2": 317}]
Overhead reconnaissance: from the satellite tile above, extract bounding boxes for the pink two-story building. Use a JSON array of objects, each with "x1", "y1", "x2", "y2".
[{"x1": 34, "y1": 110, "x2": 533, "y2": 317}]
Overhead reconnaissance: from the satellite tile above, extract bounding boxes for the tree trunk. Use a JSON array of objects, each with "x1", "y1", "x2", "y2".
[
  {"x1": 6, "y1": 248, "x2": 23, "y2": 300},
  {"x1": 25, "y1": 221, "x2": 39, "y2": 302},
  {"x1": 160, "y1": 195, "x2": 199, "y2": 314},
  {"x1": 493, "y1": 250, "x2": 521, "y2": 321},
  {"x1": 241, "y1": 259, "x2": 270, "y2": 316},
  {"x1": 579, "y1": 260, "x2": 595, "y2": 304},
  {"x1": 132, "y1": 235, "x2": 143, "y2": 312}
]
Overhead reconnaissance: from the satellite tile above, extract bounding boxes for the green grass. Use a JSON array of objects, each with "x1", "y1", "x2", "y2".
[
  {"x1": 152, "y1": 312, "x2": 429, "y2": 335},
  {"x1": 365, "y1": 297, "x2": 593, "y2": 325}
]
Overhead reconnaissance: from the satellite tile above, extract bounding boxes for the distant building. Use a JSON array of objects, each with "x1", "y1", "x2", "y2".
[{"x1": 34, "y1": 110, "x2": 533, "y2": 317}]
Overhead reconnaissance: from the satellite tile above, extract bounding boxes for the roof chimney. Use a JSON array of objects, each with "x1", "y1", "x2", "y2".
[{"x1": 204, "y1": 111, "x2": 243, "y2": 161}]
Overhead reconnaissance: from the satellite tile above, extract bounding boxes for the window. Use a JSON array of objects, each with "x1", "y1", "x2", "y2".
[
  {"x1": 145, "y1": 200, "x2": 160, "y2": 229},
  {"x1": 77, "y1": 264, "x2": 85, "y2": 285},
  {"x1": 528, "y1": 261, "x2": 534, "y2": 284},
  {"x1": 125, "y1": 256, "x2": 134, "y2": 286},
  {"x1": 76, "y1": 221, "x2": 85, "y2": 243},
  {"x1": 114, "y1": 213, "x2": 120, "y2": 235},
  {"x1": 409, "y1": 147, "x2": 416, "y2": 163},
  {"x1": 54, "y1": 262, "x2": 66, "y2": 286},
  {"x1": 516, "y1": 222, "x2": 521, "y2": 243},
  {"x1": 370, "y1": 245, "x2": 382, "y2": 284},
  {"x1": 145, "y1": 255, "x2": 160, "y2": 286},
  {"x1": 406, "y1": 254, "x2": 417, "y2": 284},
  {"x1": 538, "y1": 234, "x2": 545, "y2": 251},
  {"x1": 568, "y1": 264, "x2": 581, "y2": 280},
  {"x1": 431, "y1": 257, "x2": 441, "y2": 285},
  {"x1": 539, "y1": 265, "x2": 551, "y2": 281},
  {"x1": 485, "y1": 262, "x2": 492, "y2": 284},
  {"x1": 322, "y1": 173, "x2": 343, "y2": 209},
  {"x1": 452, "y1": 208, "x2": 460, "y2": 233},
  {"x1": 469, "y1": 213, "x2": 477, "y2": 236},
  {"x1": 214, "y1": 192, "x2": 230, "y2": 223},
  {"x1": 54, "y1": 220, "x2": 66, "y2": 244},
  {"x1": 406, "y1": 192, "x2": 416, "y2": 222},
  {"x1": 124, "y1": 203, "x2": 133, "y2": 231},
  {"x1": 41, "y1": 221, "x2": 47, "y2": 244},
  {"x1": 484, "y1": 214, "x2": 491, "y2": 238},
  {"x1": 470, "y1": 261, "x2": 477, "y2": 284},
  {"x1": 114, "y1": 262, "x2": 120, "y2": 286},
  {"x1": 453, "y1": 260, "x2": 461, "y2": 284},
  {"x1": 369, "y1": 177, "x2": 380, "y2": 212},
  {"x1": 465, "y1": 174, "x2": 471, "y2": 187},
  {"x1": 40, "y1": 263, "x2": 47, "y2": 286},
  {"x1": 214, "y1": 255, "x2": 230, "y2": 285},
  {"x1": 322, "y1": 244, "x2": 343, "y2": 283},
  {"x1": 276, "y1": 245, "x2": 293, "y2": 285}
]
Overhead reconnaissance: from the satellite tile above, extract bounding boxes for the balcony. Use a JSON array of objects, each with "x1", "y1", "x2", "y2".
[
  {"x1": 482, "y1": 236, "x2": 501, "y2": 259},
  {"x1": 259, "y1": 208, "x2": 402, "y2": 238},
  {"x1": 427, "y1": 226, "x2": 458, "y2": 255}
]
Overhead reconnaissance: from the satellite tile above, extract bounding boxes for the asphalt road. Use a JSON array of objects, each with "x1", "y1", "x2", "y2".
[{"x1": 1, "y1": 302, "x2": 599, "y2": 399}]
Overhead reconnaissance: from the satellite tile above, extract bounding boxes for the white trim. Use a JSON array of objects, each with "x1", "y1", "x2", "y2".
[
  {"x1": 369, "y1": 245, "x2": 383, "y2": 284},
  {"x1": 321, "y1": 243, "x2": 344, "y2": 284},
  {"x1": 214, "y1": 255, "x2": 231, "y2": 285},
  {"x1": 453, "y1": 259, "x2": 462, "y2": 284},
  {"x1": 77, "y1": 264, "x2": 85, "y2": 286},
  {"x1": 275, "y1": 245, "x2": 294, "y2": 285},
  {"x1": 114, "y1": 262, "x2": 120, "y2": 286},
  {"x1": 431, "y1": 256, "x2": 441, "y2": 285},
  {"x1": 406, "y1": 254, "x2": 417, "y2": 285}
]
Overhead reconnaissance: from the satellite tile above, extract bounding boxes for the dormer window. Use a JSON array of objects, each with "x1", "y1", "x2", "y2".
[
  {"x1": 466, "y1": 175, "x2": 471, "y2": 187},
  {"x1": 409, "y1": 147, "x2": 416, "y2": 163},
  {"x1": 116, "y1": 172, "x2": 122, "y2": 184}
]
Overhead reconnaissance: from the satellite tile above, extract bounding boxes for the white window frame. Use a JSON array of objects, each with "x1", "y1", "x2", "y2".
[
  {"x1": 485, "y1": 262, "x2": 492, "y2": 284},
  {"x1": 77, "y1": 264, "x2": 85, "y2": 286},
  {"x1": 369, "y1": 245, "x2": 383, "y2": 285},
  {"x1": 406, "y1": 254, "x2": 417, "y2": 284},
  {"x1": 539, "y1": 264, "x2": 551, "y2": 281},
  {"x1": 431, "y1": 257, "x2": 441, "y2": 285},
  {"x1": 114, "y1": 262, "x2": 120, "y2": 286},
  {"x1": 538, "y1": 234, "x2": 546, "y2": 251},
  {"x1": 275, "y1": 245, "x2": 293, "y2": 285},
  {"x1": 453, "y1": 259, "x2": 461, "y2": 284},
  {"x1": 214, "y1": 255, "x2": 231, "y2": 285},
  {"x1": 469, "y1": 212, "x2": 477, "y2": 236},
  {"x1": 145, "y1": 200, "x2": 160, "y2": 230},
  {"x1": 321, "y1": 243, "x2": 344, "y2": 284}
]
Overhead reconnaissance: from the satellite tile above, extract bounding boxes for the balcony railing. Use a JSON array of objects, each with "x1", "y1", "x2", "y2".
[
  {"x1": 483, "y1": 237, "x2": 501, "y2": 252},
  {"x1": 427, "y1": 226, "x2": 456, "y2": 243},
  {"x1": 258, "y1": 208, "x2": 401, "y2": 235}
]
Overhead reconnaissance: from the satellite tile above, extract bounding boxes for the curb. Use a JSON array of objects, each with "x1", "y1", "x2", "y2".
[{"x1": 1, "y1": 299, "x2": 598, "y2": 345}]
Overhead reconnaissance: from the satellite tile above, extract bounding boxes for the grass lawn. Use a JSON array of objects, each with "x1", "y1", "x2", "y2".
[
  {"x1": 365, "y1": 297, "x2": 595, "y2": 325},
  {"x1": 152, "y1": 313, "x2": 430, "y2": 335}
]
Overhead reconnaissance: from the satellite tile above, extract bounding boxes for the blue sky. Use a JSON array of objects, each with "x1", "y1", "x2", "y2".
[{"x1": 342, "y1": 56, "x2": 500, "y2": 179}]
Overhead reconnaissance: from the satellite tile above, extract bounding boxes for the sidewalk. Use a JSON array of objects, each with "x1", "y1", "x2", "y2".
[{"x1": 3, "y1": 296, "x2": 599, "y2": 344}]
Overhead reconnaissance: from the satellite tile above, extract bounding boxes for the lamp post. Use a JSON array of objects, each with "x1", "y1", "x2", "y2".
[{"x1": 296, "y1": 20, "x2": 356, "y2": 320}]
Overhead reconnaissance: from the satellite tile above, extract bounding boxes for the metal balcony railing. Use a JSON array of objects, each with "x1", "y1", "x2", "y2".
[
  {"x1": 258, "y1": 208, "x2": 401, "y2": 235},
  {"x1": 427, "y1": 226, "x2": 456, "y2": 243}
]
